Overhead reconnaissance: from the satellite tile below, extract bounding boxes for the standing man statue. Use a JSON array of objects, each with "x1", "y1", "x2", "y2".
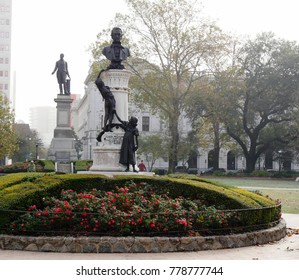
[
  {"x1": 102, "y1": 27, "x2": 130, "y2": 70},
  {"x1": 51, "y1": 53, "x2": 71, "y2": 95}
]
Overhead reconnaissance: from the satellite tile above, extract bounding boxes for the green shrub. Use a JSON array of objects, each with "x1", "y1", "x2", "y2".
[
  {"x1": 250, "y1": 170, "x2": 270, "y2": 177},
  {"x1": 0, "y1": 161, "x2": 55, "y2": 173},
  {"x1": 0, "y1": 162, "x2": 28, "y2": 173},
  {"x1": 74, "y1": 160, "x2": 93, "y2": 172},
  {"x1": 270, "y1": 171, "x2": 296, "y2": 178},
  {"x1": 41, "y1": 160, "x2": 55, "y2": 172},
  {"x1": 213, "y1": 170, "x2": 225, "y2": 176}
]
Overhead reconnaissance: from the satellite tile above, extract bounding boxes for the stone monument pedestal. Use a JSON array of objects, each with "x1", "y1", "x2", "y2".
[
  {"x1": 89, "y1": 69, "x2": 131, "y2": 172},
  {"x1": 48, "y1": 94, "x2": 77, "y2": 165}
]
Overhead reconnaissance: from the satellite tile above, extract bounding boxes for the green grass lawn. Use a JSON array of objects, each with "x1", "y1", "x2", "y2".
[{"x1": 208, "y1": 177, "x2": 299, "y2": 214}]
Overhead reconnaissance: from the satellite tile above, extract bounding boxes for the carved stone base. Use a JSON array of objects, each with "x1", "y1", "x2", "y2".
[
  {"x1": 48, "y1": 138, "x2": 77, "y2": 162},
  {"x1": 89, "y1": 146, "x2": 124, "y2": 171},
  {"x1": 48, "y1": 94, "x2": 77, "y2": 164}
]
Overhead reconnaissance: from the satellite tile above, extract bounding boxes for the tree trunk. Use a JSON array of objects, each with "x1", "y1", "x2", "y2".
[
  {"x1": 168, "y1": 114, "x2": 179, "y2": 173},
  {"x1": 245, "y1": 146, "x2": 259, "y2": 173},
  {"x1": 213, "y1": 122, "x2": 220, "y2": 169}
]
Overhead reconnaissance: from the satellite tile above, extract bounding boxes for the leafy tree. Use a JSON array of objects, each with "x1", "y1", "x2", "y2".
[
  {"x1": 12, "y1": 124, "x2": 44, "y2": 162},
  {"x1": 0, "y1": 94, "x2": 18, "y2": 161},
  {"x1": 90, "y1": 0, "x2": 228, "y2": 172},
  {"x1": 177, "y1": 130, "x2": 199, "y2": 168},
  {"x1": 137, "y1": 134, "x2": 168, "y2": 171},
  {"x1": 71, "y1": 127, "x2": 83, "y2": 159},
  {"x1": 186, "y1": 74, "x2": 235, "y2": 169},
  {"x1": 185, "y1": 35, "x2": 240, "y2": 170},
  {"x1": 223, "y1": 33, "x2": 299, "y2": 173}
]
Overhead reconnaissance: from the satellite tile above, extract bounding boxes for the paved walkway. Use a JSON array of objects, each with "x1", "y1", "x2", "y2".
[{"x1": 0, "y1": 214, "x2": 298, "y2": 260}]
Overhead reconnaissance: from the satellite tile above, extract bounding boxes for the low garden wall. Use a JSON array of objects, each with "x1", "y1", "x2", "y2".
[{"x1": 0, "y1": 219, "x2": 286, "y2": 253}]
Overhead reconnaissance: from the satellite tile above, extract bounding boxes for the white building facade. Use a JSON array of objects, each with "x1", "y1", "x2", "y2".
[{"x1": 71, "y1": 74, "x2": 103, "y2": 160}]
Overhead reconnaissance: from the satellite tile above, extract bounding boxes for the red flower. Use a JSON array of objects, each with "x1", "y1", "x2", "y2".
[
  {"x1": 54, "y1": 207, "x2": 63, "y2": 213},
  {"x1": 149, "y1": 221, "x2": 155, "y2": 228},
  {"x1": 176, "y1": 219, "x2": 188, "y2": 227},
  {"x1": 42, "y1": 210, "x2": 49, "y2": 216}
]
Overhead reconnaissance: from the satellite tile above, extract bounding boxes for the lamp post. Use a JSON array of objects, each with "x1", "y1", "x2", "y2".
[
  {"x1": 27, "y1": 137, "x2": 31, "y2": 161},
  {"x1": 278, "y1": 150, "x2": 282, "y2": 172},
  {"x1": 35, "y1": 144, "x2": 39, "y2": 160}
]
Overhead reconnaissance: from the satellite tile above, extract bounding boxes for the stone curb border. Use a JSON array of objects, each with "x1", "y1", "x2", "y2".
[{"x1": 0, "y1": 219, "x2": 286, "y2": 253}]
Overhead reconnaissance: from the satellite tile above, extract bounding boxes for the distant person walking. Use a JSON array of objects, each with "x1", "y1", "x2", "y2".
[
  {"x1": 138, "y1": 160, "x2": 147, "y2": 172},
  {"x1": 27, "y1": 160, "x2": 36, "y2": 172}
]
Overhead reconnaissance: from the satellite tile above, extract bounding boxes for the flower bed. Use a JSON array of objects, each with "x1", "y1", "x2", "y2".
[
  {"x1": 0, "y1": 174, "x2": 281, "y2": 238},
  {"x1": 9, "y1": 181, "x2": 242, "y2": 237}
]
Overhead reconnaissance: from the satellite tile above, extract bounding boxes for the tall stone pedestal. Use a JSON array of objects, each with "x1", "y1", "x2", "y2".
[
  {"x1": 48, "y1": 95, "x2": 77, "y2": 164},
  {"x1": 89, "y1": 69, "x2": 131, "y2": 172}
]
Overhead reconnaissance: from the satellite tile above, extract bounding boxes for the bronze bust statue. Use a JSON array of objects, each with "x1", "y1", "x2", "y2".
[{"x1": 102, "y1": 27, "x2": 130, "y2": 69}]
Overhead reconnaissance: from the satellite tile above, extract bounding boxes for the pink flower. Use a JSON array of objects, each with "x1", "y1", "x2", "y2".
[{"x1": 176, "y1": 219, "x2": 188, "y2": 227}]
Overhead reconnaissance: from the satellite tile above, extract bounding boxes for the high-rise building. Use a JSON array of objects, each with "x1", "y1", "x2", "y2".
[
  {"x1": 30, "y1": 106, "x2": 56, "y2": 146},
  {"x1": 0, "y1": 0, "x2": 12, "y2": 105}
]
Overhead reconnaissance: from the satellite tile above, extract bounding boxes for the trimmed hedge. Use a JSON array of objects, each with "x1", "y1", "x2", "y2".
[
  {"x1": 0, "y1": 173, "x2": 280, "y2": 234},
  {"x1": 168, "y1": 174, "x2": 276, "y2": 207},
  {"x1": 0, "y1": 160, "x2": 55, "y2": 173},
  {"x1": 74, "y1": 160, "x2": 93, "y2": 172}
]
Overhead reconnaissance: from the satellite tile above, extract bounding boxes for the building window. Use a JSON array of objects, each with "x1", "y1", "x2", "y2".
[
  {"x1": 0, "y1": 45, "x2": 9, "y2": 51},
  {"x1": 142, "y1": 116, "x2": 150, "y2": 131},
  {"x1": 0, "y1": 32, "x2": 9, "y2": 38},
  {"x1": 0, "y1": 6, "x2": 10, "y2": 12}
]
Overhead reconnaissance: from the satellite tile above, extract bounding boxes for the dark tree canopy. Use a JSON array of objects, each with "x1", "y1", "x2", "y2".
[{"x1": 224, "y1": 33, "x2": 299, "y2": 172}]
